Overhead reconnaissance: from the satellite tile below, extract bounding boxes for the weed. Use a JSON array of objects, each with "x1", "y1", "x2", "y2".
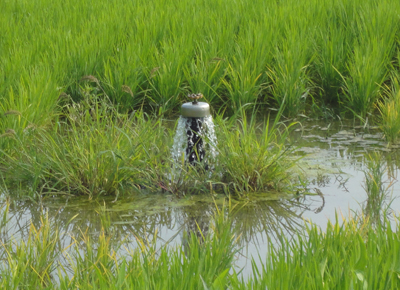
[{"x1": 216, "y1": 110, "x2": 299, "y2": 195}]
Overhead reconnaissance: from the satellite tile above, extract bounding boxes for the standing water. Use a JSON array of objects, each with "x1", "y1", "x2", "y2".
[{"x1": 2, "y1": 116, "x2": 400, "y2": 281}]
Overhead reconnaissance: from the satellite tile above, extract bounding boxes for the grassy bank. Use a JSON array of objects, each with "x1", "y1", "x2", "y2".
[{"x1": 1, "y1": 201, "x2": 399, "y2": 289}]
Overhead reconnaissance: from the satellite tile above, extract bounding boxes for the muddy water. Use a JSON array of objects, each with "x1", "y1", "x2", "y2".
[{"x1": 1, "y1": 119, "x2": 400, "y2": 277}]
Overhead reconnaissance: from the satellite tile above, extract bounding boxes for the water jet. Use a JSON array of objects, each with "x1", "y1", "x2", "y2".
[{"x1": 171, "y1": 93, "x2": 217, "y2": 167}]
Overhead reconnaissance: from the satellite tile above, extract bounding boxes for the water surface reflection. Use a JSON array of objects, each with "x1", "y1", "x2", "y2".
[{"x1": 2, "y1": 119, "x2": 400, "y2": 277}]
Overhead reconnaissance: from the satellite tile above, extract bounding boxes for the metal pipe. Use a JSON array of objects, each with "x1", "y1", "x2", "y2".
[{"x1": 181, "y1": 94, "x2": 210, "y2": 165}]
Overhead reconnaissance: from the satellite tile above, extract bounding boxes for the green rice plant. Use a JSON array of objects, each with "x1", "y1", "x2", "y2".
[
  {"x1": 145, "y1": 41, "x2": 191, "y2": 115},
  {"x1": 0, "y1": 0, "x2": 127, "y2": 131},
  {"x1": 102, "y1": 61, "x2": 148, "y2": 112},
  {"x1": 221, "y1": 18, "x2": 276, "y2": 112},
  {"x1": 313, "y1": 9, "x2": 352, "y2": 105},
  {"x1": 341, "y1": 2, "x2": 398, "y2": 118},
  {"x1": 0, "y1": 71, "x2": 59, "y2": 136},
  {"x1": 61, "y1": 227, "x2": 122, "y2": 289},
  {"x1": 183, "y1": 55, "x2": 226, "y2": 108},
  {"x1": 0, "y1": 213, "x2": 59, "y2": 289},
  {"x1": 377, "y1": 75, "x2": 400, "y2": 143},
  {"x1": 362, "y1": 152, "x2": 393, "y2": 225},
  {"x1": 216, "y1": 109, "x2": 299, "y2": 195},
  {"x1": 267, "y1": 18, "x2": 313, "y2": 117},
  {"x1": 231, "y1": 216, "x2": 400, "y2": 290},
  {"x1": 2, "y1": 0, "x2": 400, "y2": 131}
]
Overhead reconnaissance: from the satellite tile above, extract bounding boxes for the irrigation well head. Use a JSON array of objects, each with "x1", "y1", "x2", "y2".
[
  {"x1": 181, "y1": 94, "x2": 210, "y2": 165},
  {"x1": 181, "y1": 93, "x2": 210, "y2": 118}
]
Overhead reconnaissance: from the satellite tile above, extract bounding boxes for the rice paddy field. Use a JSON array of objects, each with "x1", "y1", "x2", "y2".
[
  {"x1": 1, "y1": 0, "x2": 400, "y2": 122},
  {"x1": 2, "y1": 0, "x2": 400, "y2": 288}
]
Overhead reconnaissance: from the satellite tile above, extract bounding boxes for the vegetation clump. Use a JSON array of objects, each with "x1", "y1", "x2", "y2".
[
  {"x1": 0, "y1": 86, "x2": 299, "y2": 197},
  {"x1": 216, "y1": 112, "x2": 298, "y2": 195}
]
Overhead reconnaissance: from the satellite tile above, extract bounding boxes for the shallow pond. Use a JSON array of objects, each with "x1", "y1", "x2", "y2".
[{"x1": 1, "y1": 118, "x2": 400, "y2": 277}]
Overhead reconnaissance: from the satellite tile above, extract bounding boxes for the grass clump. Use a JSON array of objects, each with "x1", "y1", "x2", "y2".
[
  {"x1": 150, "y1": 108, "x2": 301, "y2": 197},
  {"x1": 0, "y1": 89, "x2": 167, "y2": 198},
  {"x1": 0, "y1": 94, "x2": 302, "y2": 197},
  {"x1": 216, "y1": 111, "x2": 298, "y2": 195}
]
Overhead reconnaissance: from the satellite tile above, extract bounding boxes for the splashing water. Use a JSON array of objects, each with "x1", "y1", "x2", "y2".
[
  {"x1": 202, "y1": 115, "x2": 218, "y2": 164},
  {"x1": 171, "y1": 116, "x2": 189, "y2": 164},
  {"x1": 171, "y1": 116, "x2": 218, "y2": 166}
]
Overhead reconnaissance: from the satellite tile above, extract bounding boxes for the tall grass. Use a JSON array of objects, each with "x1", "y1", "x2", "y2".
[
  {"x1": 216, "y1": 111, "x2": 299, "y2": 195},
  {"x1": 2, "y1": 0, "x2": 400, "y2": 141},
  {"x1": 0, "y1": 88, "x2": 167, "y2": 197},
  {"x1": 267, "y1": 11, "x2": 314, "y2": 117},
  {"x1": 312, "y1": 0, "x2": 354, "y2": 105},
  {"x1": 222, "y1": 14, "x2": 277, "y2": 112},
  {"x1": 341, "y1": 2, "x2": 398, "y2": 118}
]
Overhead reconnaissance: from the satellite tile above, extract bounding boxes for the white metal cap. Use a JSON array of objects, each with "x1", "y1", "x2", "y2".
[{"x1": 181, "y1": 102, "x2": 210, "y2": 118}]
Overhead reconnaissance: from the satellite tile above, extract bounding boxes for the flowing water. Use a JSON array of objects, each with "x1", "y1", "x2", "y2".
[
  {"x1": 1, "y1": 118, "x2": 400, "y2": 277},
  {"x1": 171, "y1": 115, "x2": 218, "y2": 165}
]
